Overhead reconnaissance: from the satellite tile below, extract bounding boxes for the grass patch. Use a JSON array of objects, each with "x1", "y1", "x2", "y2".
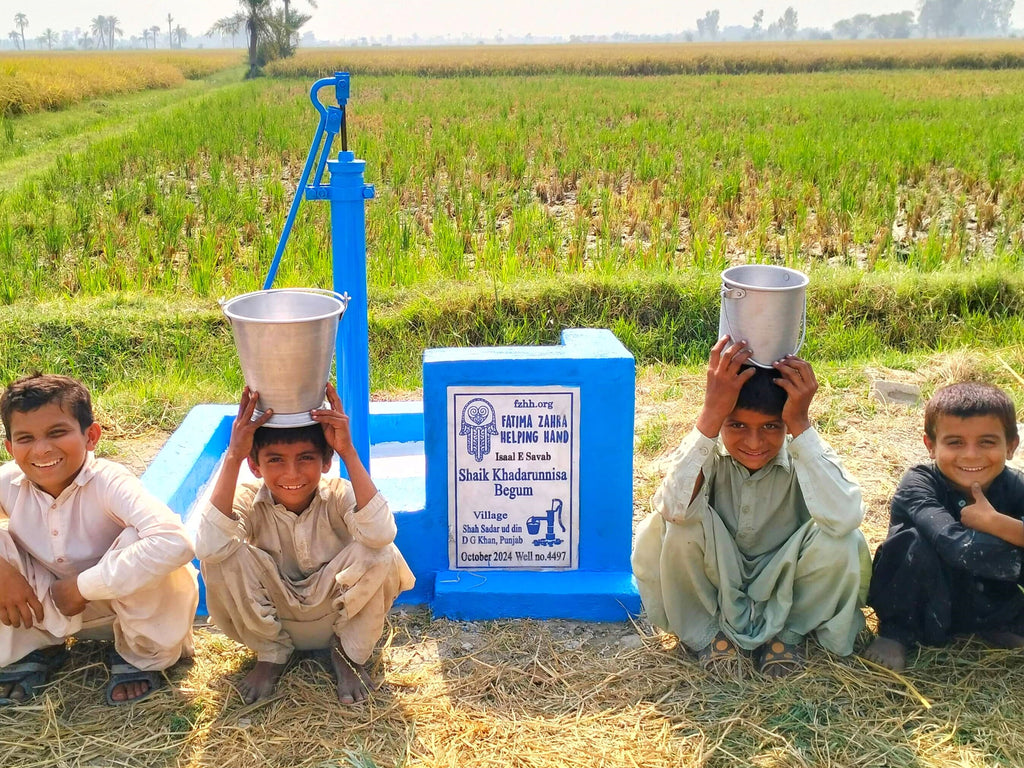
[
  {"x1": 4, "y1": 269, "x2": 1024, "y2": 431},
  {"x1": 0, "y1": 294, "x2": 239, "y2": 434},
  {"x1": 0, "y1": 65, "x2": 248, "y2": 190}
]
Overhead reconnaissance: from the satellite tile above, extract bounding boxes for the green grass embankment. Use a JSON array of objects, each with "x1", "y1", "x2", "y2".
[{"x1": 3, "y1": 267, "x2": 1022, "y2": 430}]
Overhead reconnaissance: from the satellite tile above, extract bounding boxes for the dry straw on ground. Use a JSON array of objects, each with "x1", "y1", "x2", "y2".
[
  {"x1": 2, "y1": 350, "x2": 1024, "y2": 767},
  {"x1": 3, "y1": 618, "x2": 1024, "y2": 768}
]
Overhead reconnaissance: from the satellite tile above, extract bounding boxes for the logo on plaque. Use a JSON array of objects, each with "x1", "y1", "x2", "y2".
[
  {"x1": 459, "y1": 397, "x2": 498, "y2": 462},
  {"x1": 448, "y1": 386, "x2": 580, "y2": 570}
]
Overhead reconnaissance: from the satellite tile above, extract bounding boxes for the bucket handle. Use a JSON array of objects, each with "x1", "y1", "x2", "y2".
[
  {"x1": 719, "y1": 283, "x2": 806, "y2": 367},
  {"x1": 295, "y1": 287, "x2": 351, "y2": 317},
  {"x1": 219, "y1": 288, "x2": 350, "y2": 325}
]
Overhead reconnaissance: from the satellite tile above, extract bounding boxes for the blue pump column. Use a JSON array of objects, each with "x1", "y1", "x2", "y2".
[
  {"x1": 326, "y1": 152, "x2": 374, "y2": 469},
  {"x1": 266, "y1": 72, "x2": 375, "y2": 470}
]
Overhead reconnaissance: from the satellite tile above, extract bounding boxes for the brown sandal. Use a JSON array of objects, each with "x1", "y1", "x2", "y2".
[
  {"x1": 697, "y1": 632, "x2": 744, "y2": 679},
  {"x1": 757, "y1": 638, "x2": 805, "y2": 678}
]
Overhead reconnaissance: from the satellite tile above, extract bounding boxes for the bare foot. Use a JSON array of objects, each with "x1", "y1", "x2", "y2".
[
  {"x1": 863, "y1": 636, "x2": 907, "y2": 671},
  {"x1": 979, "y1": 630, "x2": 1024, "y2": 649},
  {"x1": 330, "y1": 642, "x2": 374, "y2": 705},
  {"x1": 238, "y1": 659, "x2": 289, "y2": 705}
]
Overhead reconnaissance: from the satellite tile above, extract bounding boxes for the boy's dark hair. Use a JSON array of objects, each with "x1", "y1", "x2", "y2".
[
  {"x1": 734, "y1": 366, "x2": 787, "y2": 417},
  {"x1": 1, "y1": 373, "x2": 94, "y2": 439},
  {"x1": 925, "y1": 382, "x2": 1019, "y2": 442},
  {"x1": 250, "y1": 424, "x2": 332, "y2": 463}
]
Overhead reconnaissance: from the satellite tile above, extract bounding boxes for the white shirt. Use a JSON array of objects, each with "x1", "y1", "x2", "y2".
[
  {"x1": 654, "y1": 427, "x2": 864, "y2": 555},
  {"x1": 0, "y1": 453, "x2": 196, "y2": 601},
  {"x1": 194, "y1": 477, "x2": 399, "y2": 580}
]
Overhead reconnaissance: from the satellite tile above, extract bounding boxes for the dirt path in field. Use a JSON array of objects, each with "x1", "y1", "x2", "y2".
[{"x1": 0, "y1": 67, "x2": 246, "y2": 193}]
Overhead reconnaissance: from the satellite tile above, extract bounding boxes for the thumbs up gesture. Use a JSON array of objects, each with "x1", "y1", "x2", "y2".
[{"x1": 961, "y1": 482, "x2": 997, "y2": 532}]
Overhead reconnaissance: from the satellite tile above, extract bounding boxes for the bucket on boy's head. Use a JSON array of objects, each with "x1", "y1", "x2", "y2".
[
  {"x1": 718, "y1": 265, "x2": 808, "y2": 369},
  {"x1": 221, "y1": 288, "x2": 348, "y2": 427}
]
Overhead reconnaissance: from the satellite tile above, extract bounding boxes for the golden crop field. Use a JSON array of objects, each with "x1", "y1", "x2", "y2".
[
  {"x1": 0, "y1": 50, "x2": 243, "y2": 115},
  {"x1": 267, "y1": 37, "x2": 1024, "y2": 78}
]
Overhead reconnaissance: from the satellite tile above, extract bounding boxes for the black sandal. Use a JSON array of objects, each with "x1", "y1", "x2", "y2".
[
  {"x1": 757, "y1": 638, "x2": 805, "y2": 678},
  {"x1": 0, "y1": 645, "x2": 67, "y2": 706},
  {"x1": 104, "y1": 650, "x2": 164, "y2": 706},
  {"x1": 696, "y1": 632, "x2": 744, "y2": 679}
]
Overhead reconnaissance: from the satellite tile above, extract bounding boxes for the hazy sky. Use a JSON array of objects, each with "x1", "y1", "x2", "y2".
[{"x1": 7, "y1": 1, "x2": 1021, "y2": 42}]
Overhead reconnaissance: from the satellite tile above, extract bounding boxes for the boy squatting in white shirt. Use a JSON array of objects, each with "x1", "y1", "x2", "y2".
[
  {"x1": 0, "y1": 373, "x2": 198, "y2": 706},
  {"x1": 194, "y1": 384, "x2": 414, "y2": 705}
]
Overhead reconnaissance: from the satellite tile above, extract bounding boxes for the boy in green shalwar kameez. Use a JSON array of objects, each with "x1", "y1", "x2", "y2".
[{"x1": 632, "y1": 337, "x2": 870, "y2": 677}]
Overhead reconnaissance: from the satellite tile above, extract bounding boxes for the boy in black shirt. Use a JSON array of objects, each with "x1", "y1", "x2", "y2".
[{"x1": 865, "y1": 382, "x2": 1024, "y2": 671}]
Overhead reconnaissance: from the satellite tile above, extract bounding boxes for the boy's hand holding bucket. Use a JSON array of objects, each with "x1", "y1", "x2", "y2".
[
  {"x1": 696, "y1": 336, "x2": 756, "y2": 439},
  {"x1": 311, "y1": 383, "x2": 355, "y2": 459},
  {"x1": 772, "y1": 356, "x2": 817, "y2": 438},
  {"x1": 311, "y1": 383, "x2": 379, "y2": 510},
  {"x1": 227, "y1": 386, "x2": 274, "y2": 462}
]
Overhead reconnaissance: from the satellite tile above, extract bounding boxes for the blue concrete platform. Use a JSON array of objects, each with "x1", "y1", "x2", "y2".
[{"x1": 143, "y1": 329, "x2": 641, "y2": 622}]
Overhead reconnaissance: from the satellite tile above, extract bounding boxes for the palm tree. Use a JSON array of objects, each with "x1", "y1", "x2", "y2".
[
  {"x1": 207, "y1": 11, "x2": 245, "y2": 48},
  {"x1": 90, "y1": 15, "x2": 107, "y2": 49},
  {"x1": 142, "y1": 28, "x2": 150, "y2": 48},
  {"x1": 174, "y1": 24, "x2": 187, "y2": 48},
  {"x1": 8, "y1": 30, "x2": 20, "y2": 50},
  {"x1": 106, "y1": 16, "x2": 122, "y2": 49},
  {"x1": 243, "y1": 1, "x2": 274, "y2": 76},
  {"x1": 166, "y1": 13, "x2": 173, "y2": 48},
  {"x1": 210, "y1": 1, "x2": 274, "y2": 77},
  {"x1": 39, "y1": 27, "x2": 57, "y2": 49},
  {"x1": 281, "y1": 0, "x2": 316, "y2": 48},
  {"x1": 14, "y1": 12, "x2": 27, "y2": 50},
  {"x1": 150, "y1": 25, "x2": 161, "y2": 48},
  {"x1": 269, "y1": 6, "x2": 309, "y2": 59}
]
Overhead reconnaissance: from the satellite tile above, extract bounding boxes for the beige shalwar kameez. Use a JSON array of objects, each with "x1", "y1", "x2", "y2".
[
  {"x1": 632, "y1": 427, "x2": 871, "y2": 655},
  {"x1": 0, "y1": 455, "x2": 199, "y2": 670},
  {"x1": 194, "y1": 478, "x2": 414, "y2": 665}
]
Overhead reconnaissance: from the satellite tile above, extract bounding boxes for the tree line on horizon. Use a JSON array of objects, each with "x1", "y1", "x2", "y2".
[
  {"x1": 5, "y1": 0, "x2": 314, "y2": 73},
  {"x1": 5, "y1": 0, "x2": 1021, "y2": 55},
  {"x1": 692, "y1": 0, "x2": 1015, "y2": 41}
]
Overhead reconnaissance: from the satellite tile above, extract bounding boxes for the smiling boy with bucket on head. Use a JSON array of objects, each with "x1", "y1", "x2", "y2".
[
  {"x1": 202, "y1": 288, "x2": 414, "y2": 705},
  {"x1": 632, "y1": 265, "x2": 870, "y2": 677},
  {"x1": 632, "y1": 340, "x2": 871, "y2": 677},
  {"x1": 195, "y1": 382, "x2": 415, "y2": 705}
]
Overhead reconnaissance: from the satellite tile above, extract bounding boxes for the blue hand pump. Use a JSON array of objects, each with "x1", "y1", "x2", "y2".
[{"x1": 262, "y1": 72, "x2": 374, "y2": 469}]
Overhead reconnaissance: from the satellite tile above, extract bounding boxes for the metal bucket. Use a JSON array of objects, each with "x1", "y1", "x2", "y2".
[
  {"x1": 221, "y1": 288, "x2": 348, "y2": 427},
  {"x1": 718, "y1": 265, "x2": 807, "y2": 368}
]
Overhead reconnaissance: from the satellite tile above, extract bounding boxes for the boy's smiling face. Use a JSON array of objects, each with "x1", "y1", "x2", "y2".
[
  {"x1": 5, "y1": 402, "x2": 100, "y2": 498},
  {"x1": 248, "y1": 438, "x2": 331, "y2": 514},
  {"x1": 925, "y1": 413, "x2": 1018, "y2": 494},
  {"x1": 720, "y1": 407, "x2": 786, "y2": 471}
]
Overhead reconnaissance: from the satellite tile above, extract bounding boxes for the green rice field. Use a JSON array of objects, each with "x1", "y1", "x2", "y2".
[
  {"x1": 2, "y1": 57, "x2": 1024, "y2": 423},
  {"x1": 4, "y1": 67, "x2": 1024, "y2": 302}
]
